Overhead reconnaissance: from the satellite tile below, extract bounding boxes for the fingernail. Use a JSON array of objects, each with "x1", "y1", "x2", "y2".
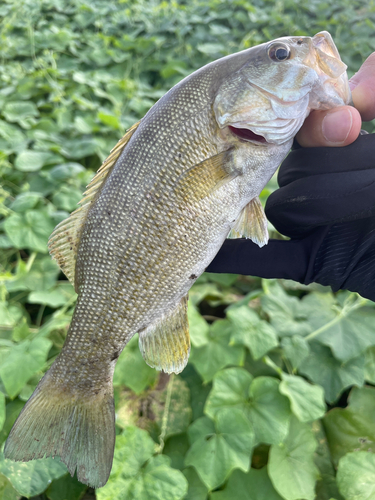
[
  {"x1": 322, "y1": 108, "x2": 352, "y2": 144},
  {"x1": 349, "y1": 81, "x2": 357, "y2": 91}
]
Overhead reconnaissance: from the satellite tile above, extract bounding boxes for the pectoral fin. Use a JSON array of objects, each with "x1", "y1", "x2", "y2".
[
  {"x1": 139, "y1": 296, "x2": 190, "y2": 374},
  {"x1": 229, "y1": 197, "x2": 269, "y2": 247},
  {"x1": 174, "y1": 149, "x2": 239, "y2": 203}
]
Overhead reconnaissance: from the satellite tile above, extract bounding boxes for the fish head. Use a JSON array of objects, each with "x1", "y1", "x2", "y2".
[{"x1": 214, "y1": 31, "x2": 351, "y2": 145}]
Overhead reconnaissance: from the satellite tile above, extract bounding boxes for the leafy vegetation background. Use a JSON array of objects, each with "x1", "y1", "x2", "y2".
[{"x1": 1, "y1": 0, "x2": 375, "y2": 499}]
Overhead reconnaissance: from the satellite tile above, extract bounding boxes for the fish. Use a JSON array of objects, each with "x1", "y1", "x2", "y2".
[{"x1": 4, "y1": 31, "x2": 351, "y2": 488}]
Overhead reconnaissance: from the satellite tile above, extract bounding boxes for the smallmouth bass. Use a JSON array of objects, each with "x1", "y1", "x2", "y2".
[{"x1": 5, "y1": 32, "x2": 351, "y2": 487}]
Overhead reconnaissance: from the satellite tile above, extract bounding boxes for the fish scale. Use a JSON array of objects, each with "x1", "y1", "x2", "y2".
[{"x1": 4, "y1": 31, "x2": 352, "y2": 488}]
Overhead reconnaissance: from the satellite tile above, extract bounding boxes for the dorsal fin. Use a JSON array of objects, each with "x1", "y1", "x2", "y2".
[{"x1": 48, "y1": 121, "x2": 140, "y2": 289}]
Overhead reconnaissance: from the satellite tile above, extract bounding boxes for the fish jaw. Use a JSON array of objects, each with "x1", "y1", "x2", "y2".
[{"x1": 214, "y1": 31, "x2": 351, "y2": 146}]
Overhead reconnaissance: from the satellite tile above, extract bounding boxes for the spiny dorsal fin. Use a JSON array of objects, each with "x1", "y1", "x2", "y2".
[
  {"x1": 228, "y1": 196, "x2": 269, "y2": 247},
  {"x1": 48, "y1": 121, "x2": 140, "y2": 289},
  {"x1": 139, "y1": 295, "x2": 190, "y2": 374}
]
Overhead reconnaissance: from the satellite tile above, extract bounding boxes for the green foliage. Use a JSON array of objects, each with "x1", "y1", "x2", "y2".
[{"x1": 1, "y1": 0, "x2": 375, "y2": 498}]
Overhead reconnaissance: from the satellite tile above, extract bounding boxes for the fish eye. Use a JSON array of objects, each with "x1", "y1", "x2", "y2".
[{"x1": 267, "y1": 43, "x2": 291, "y2": 62}]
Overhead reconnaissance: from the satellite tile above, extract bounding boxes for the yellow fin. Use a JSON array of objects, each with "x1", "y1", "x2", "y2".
[
  {"x1": 139, "y1": 296, "x2": 190, "y2": 375},
  {"x1": 174, "y1": 149, "x2": 239, "y2": 202},
  {"x1": 48, "y1": 121, "x2": 140, "y2": 289},
  {"x1": 229, "y1": 196, "x2": 269, "y2": 247}
]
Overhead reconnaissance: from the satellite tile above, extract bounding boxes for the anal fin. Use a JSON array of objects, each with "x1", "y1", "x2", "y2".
[
  {"x1": 228, "y1": 196, "x2": 269, "y2": 247},
  {"x1": 139, "y1": 296, "x2": 190, "y2": 375}
]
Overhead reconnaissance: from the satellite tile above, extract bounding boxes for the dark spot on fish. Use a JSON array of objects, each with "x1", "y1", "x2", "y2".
[
  {"x1": 111, "y1": 350, "x2": 120, "y2": 361},
  {"x1": 189, "y1": 274, "x2": 197, "y2": 280},
  {"x1": 179, "y1": 153, "x2": 182, "y2": 158},
  {"x1": 297, "y1": 39, "x2": 303, "y2": 45},
  {"x1": 70, "y1": 247, "x2": 72, "y2": 250},
  {"x1": 107, "y1": 211, "x2": 111, "y2": 216},
  {"x1": 34, "y1": 438, "x2": 40, "y2": 442}
]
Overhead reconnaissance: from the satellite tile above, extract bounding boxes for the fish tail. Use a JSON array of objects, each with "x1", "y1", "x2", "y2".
[{"x1": 4, "y1": 370, "x2": 115, "y2": 488}]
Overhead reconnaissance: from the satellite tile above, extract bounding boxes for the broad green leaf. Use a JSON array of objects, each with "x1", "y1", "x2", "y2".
[
  {"x1": 0, "y1": 393, "x2": 5, "y2": 432},
  {"x1": 205, "y1": 369, "x2": 291, "y2": 445},
  {"x1": 187, "y1": 302, "x2": 209, "y2": 347},
  {"x1": 49, "y1": 162, "x2": 85, "y2": 181},
  {"x1": 337, "y1": 451, "x2": 375, "y2": 500},
  {"x1": 45, "y1": 473, "x2": 87, "y2": 500},
  {"x1": 298, "y1": 342, "x2": 365, "y2": 404},
  {"x1": 190, "y1": 319, "x2": 245, "y2": 382},
  {"x1": 211, "y1": 467, "x2": 283, "y2": 500},
  {"x1": 365, "y1": 346, "x2": 375, "y2": 384},
  {"x1": 323, "y1": 386, "x2": 375, "y2": 465},
  {"x1": 268, "y1": 417, "x2": 319, "y2": 500},
  {"x1": 0, "y1": 401, "x2": 24, "y2": 447},
  {"x1": 28, "y1": 282, "x2": 77, "y2": 308},
  {"x1": 150, "y1": 377, "x2": 192, "y2": 439},
  {"x1": 0, "y1": 303, "x2": 23, "y2": 329},
  {"x1": 0, "y1": 453, "x2": 67, "y2": 498},
  {"x1": 261, "y1": 281, "x2": 311, "y2": 338},
  {"x1": 279, "y1": 374, "x2": 326, "y2": 423},
  {"x1": 0, "y1": 473, "x2": 20, "y2": 500},
  {"x1": 4, "y1": 210, "x2": 55, "y2": 253},
  {"x1": 227, "y1": 306, "x2": 278, "y2": 360},
  {"x1": 185, "y1": 408, "x2": 254, "y2": 490},
  {"x1": 15, "y1": 150, "x2": 53, "y2": 172},
  {"x1": 52, "y1": 186, "x2": 83, "y2": 211},
  {"x1": 9, "y1": 192, "x2": 42, "y2": 212},
  {"x1": 113, "y1": 335, "x2": 158, "y2": 394},
  {"x1": 163, "y1": 434, "x2": 190, "y2": 471},
  {"x1": 281, "y1": 336, "x2": 310, "y2": 370},
  {"x1": 5, "y1": 256, "x2": 60, "y2": 293},
  {"x1": 3, "y1": 101, "x2": 38, "y2": 123},
  {"x1": 182, "y1": 467, "x2": 208, "y2": 500},
  {"x1": 0, "y1": 338, "x2": 52, "y2": 398},
  {"x1": 98, "y1": 448, "x2": 187, "y2": 500}
]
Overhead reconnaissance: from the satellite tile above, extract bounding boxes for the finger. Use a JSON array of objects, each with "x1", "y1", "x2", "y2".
[
  {"x1": 295, "y1": 105, "x2": 362, "y2": 148},
  {"x1": 350, "y1": 52, "x2": 375, "y2": 121},
  {"x1": 278, "y1": 133, "x2": 375, "y2": 187},
  {"x1": 206, "y1": 237, "x2": 313, "y2": 283}
]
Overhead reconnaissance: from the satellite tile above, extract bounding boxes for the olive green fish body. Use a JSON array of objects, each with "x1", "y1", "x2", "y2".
[{"x1": 5, "y1": 32, "x2": 352, "y2": 488}]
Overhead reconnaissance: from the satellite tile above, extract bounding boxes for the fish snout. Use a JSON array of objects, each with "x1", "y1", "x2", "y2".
[{"x1": 305, "y1": 31, "x2": 352, "y2": 109}]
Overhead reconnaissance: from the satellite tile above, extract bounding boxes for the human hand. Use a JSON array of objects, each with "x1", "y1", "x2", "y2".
[{"x1": 296, "y1": 52, "x2": 375, "y2": 147}]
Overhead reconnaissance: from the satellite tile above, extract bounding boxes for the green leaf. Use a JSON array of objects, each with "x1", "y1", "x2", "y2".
[
  {"x1": 49, "y1": 162, "x2": 85, "y2": 181},
  {"x1": 0, "y1": 393, "x2": 5, "y2": 433},
  {"x1": 0, "y1": 453, "x2": 67, "y2": 498},
  {"x1": 15, "y1": 150, "x2": 54, "y2": 172},
  {"x1": 182, "y1": 468, "x2": 208, "y2": 500},
  {"x1": 113, "y1": 335, "x2": 158, "y2": 394},
  {"x1": 0, "y1": 338, "x2": 52, "y2": 398},
  {"x1": 365, "y1": 346, "x2": 375, "y2": 384},
  {"x1": 187, "y1": 302, "x2": 209, "y2": 347},
  {"x1": 185, "y1": 408, "x2": 254, "y2": 490},
  {"x1": 323, "y1": 386, "x2": 375, "y2": 466},
  {"x1": 97, "y1": 428, "x2": 187, "y2": 500},
  {"x1": 299, "y1": 342, "x2": 365, "y2": 404},
  {"x1": 0, "y1": 473, "x2": 20, "y2": 500},
  {"x1": 268, "y1": 417, "x2": 319, "y2": 500},
  {"x1": 190, "y1": 319, "x2": 245, "y2": 382},
  {"x1": 261, "y1": 281, "x2": 311, "y2": 338},
  {"x1": 3, "y1": 101, "x2": 39, "y2": 123},
  {"x1": 211, "y1": 467, "x2": 283, "y2": 500},
  {"x1": 52, "y1": 186, "x2": 83, "y2": 211},
  {"x1": 205, "y1": 369, "x2": 291, "y2": 445},
  {"x1": 281, "y1": 336, "x2": 310, "y2": 370},
  {"x1": 279, "y1": 374, "x2": 326, "y2": 423},
  {"x1": 227, "y1": 306, "x2": 278, "y2": 360},
  {"x1": 337, "y1": 451, "x2": 375, "y2": 500},
  {"x1": 45, "y1": 473, "x2": 87, "y2": 500},
  {"x1": 28, "y1": 282, "x2": 77, "y2": 308},
  {"x1": 9, "y1": 192, "x2": 42, "y2": 212},
  {"x1": 4, "y1": 210, "x2": 55, "y2": 253}
]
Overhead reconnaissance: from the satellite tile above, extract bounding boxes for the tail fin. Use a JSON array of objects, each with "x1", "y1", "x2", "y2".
[{"x1": 4, "y1": 372, "x2": 115, "y2": 488}]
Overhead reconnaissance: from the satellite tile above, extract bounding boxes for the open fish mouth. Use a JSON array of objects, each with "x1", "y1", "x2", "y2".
[{"x1": 228, "y1": 125, "x2": 268, "y2": 144}]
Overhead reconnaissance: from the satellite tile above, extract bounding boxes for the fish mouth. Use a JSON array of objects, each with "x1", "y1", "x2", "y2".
[{"x1": 228, "y1": 125, "x2": 267, "y2": 144}]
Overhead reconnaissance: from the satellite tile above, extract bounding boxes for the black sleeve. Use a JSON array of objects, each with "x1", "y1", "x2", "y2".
[{"x1": 206, "y1": 134, "x2": 375, "y2": 301}]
